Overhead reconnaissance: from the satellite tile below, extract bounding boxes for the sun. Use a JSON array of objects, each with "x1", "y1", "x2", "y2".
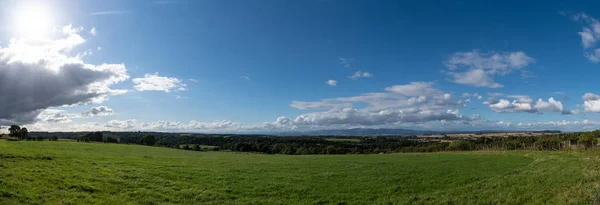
[{"x1": 12, "y1": 2, "x2": 55, "y2": 38}]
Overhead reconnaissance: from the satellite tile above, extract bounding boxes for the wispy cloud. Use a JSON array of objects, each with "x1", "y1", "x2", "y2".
[
  {"x1": 241, "y1": 76, "x2": 252, "y2": 81},
  {"x1": 89, "y1": 10, "x2": 132, "y2": 16},
  {"x1": 174, "y1": 95, "x2": 188, "y2": 100},
  {"x1": 151, "y1": 0, "x2": 176, "y2": 5},
  {"x1": 570, "y1": 13, "x2": 600, "y2": 62},
  {"x1": 339, "y1": 57, "x2": 354, "y2": 67},
  {"x1": 444, "y1": 50, "x2": 534, "y2": 88},
  {"x1": 189, "y1": 79, "x2": 199, "y2": 83},
  {"x1": 89, "y1": 27, "x2": 97, "y2": 36},
  {"x1": 348, "y1": 71, "x2": 372, "y2": 80}
]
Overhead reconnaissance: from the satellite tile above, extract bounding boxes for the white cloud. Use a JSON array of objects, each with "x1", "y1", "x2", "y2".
[
  {"x1": 37, "y1": 109, "x2": 72, "y2": 124},
  {"x1": 326, "y1": 79, "x2": 337, "y2": 86},
  {"x1": 285, "y1": 82, "x2": 470, "y2": 128},
  {"x1": 0, "y1": 24, "x2": 129, "y2": 125},
  {"x1": 384, "y1": 82, "x2": 443, "y2": 96},
  {"x1": 132, "y1": 73, "x2": 186, "y2": 92},
  {"x1": 89, "y1": 27, "x2": 97, "y2": 36},
  {"x1": 89, "y1": 10, "x2": 131, "y2": 16},
  {"x1": 497, "y1": 119, "x2": 600, "y2": 131},
  {"x1": 533, "y1": 97, "x2": 563, "y2": 112},
  {"x1": 189, "y1": 78, "x2": 199, "y2": 83},
  {"x1": 444, "y1": 50, "x2": 534, "y2": 88},
  {"x1": 290, "y1": 101, "x2": 351, "y2": 110},
  {"x1": 348, "y1": 71, "x2": 372, "y2": 80},
  {"x1": 81, "y1": 106, "x2": 114, "y2": 117},
  {"x1": 460, "y1": 92, "x2": 479, "y2": 98},
  {"x1": 484, "y1": 95, "x2": 572, "y2": 114},
  {"x1": 450, "y1": 69, "x2": 503, "y2": 88},
  {"x1": 97, "y1": 47, "x2": 102, "y2": 51},
  {"x1": 272, "y1": 108, "x2": 470, "y2": 127},
  {"x1": 572, "y1": 13, "x2": 600, "y2": 62},
  {"x1": 339, "y1": 57, "x2": 354, "y2": 67},
  {"x1": 585, "y1": 49, "x2": 600, "y2": 62},
  {"x1": 583, "y1": 93, "x2": 600, "y2": 112},
  {"x1": 242, "y1": 76, "x2": 252, "y2": 81},
  {"x1": 487, "y1": 92, "x2": 505, "y2": 97},
  {"x1": 62, "y1": 119, "x2": 241, "y2": 132}
]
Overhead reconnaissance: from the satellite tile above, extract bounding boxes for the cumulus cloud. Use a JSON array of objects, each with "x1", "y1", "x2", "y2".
[
  {"x1": 0, "y1": 24, "x2": 129, "y2": 125},
  {"x1": 64, "y1": 119, "x2": 241, "y2": 132},
  {"x1": 451, "y1": 69, "x2": 503, "y2": 88},
  {"x1": 484, "y1": 95, "x2": 571, "y2": 114},
  {"x1": 583, "y1": 93, "x2": 600, "y2": 112},
  {"x1": 272, "y1": 108, "x2": 470, "y2": 127},
  {"x1": 326, "y1": 79, "x2": 337, "y2": 86},
  {"x1": 37, "y1": 109, "x2": 72, "y2": 124},
  {"x1": 285, "y1": 82, "x2": 472, "y2": 128},
  {"x1": 348, "y1": 71, "x2": 372, "y2": 80},
  {"x1": 81, "y1": 106, "x2": 114, "y2": 117},
  {"x1": 444, "y1": 50, "x2": 534, "y2": 88},
  {"x1": 132, "y1": 73, "x2": 186, "y2": 92}
]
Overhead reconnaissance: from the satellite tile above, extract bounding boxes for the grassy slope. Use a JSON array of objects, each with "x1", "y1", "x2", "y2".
[{"x1": 0, "y1": 140, "x2": 598, "y2": 204}]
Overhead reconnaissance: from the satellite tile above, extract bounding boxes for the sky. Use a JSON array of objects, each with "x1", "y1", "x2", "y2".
[{"x1": 2, "y1": 0, "x2": 600, "y2": 133}]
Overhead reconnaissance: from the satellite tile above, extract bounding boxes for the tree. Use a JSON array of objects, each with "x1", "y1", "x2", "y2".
[
  {"x1": 192, "y1": 144, "x2": 201, "y2": 151},
  {"x1": 103, "y1": 136, "x2": 119, "y2": 143},
  {"x1": 139, "y1": 134, "x2": 157, "y2": 146},
  {"x1": 87, "y1": 132, "x2": 103, "y2": 142},
  {"x1": 20, "y1": 127, "x2": 28, "y2": 140},
  {"x1": 181, "y1": 144, "x2": 190, "y2": 150},
  {"x1": 8, "y1": 125, "x2": 20, "y2": 139},
  {"x1": 579, "y1": 132, "x2": 598, "y2": 149}
]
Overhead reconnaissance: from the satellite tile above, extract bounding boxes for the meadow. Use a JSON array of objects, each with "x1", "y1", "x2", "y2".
[{"x1": 0, "y1": 140, "x2": 599, "y2": 204}]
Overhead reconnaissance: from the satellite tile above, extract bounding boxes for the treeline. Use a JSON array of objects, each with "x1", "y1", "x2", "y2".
[
  {"x1": 23, "y1": 129, "x2": 600, "y2": 155},
  {"x1": 445, "y1": 132, "x2": 597, "y2": 151}
]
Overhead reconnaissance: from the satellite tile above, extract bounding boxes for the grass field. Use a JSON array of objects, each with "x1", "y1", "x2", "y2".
[{"x1": 0, "y1": 140, "x2": 599, "y2": 204}]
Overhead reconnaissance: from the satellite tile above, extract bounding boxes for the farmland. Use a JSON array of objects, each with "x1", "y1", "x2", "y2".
[{"x1": 0, "y1": 140, "x2": 599, "y2": 204}]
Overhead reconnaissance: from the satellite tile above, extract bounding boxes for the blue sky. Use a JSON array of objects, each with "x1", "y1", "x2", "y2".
[{"x1": 2, "y1": 0, "x2": 600, "y2": 132}]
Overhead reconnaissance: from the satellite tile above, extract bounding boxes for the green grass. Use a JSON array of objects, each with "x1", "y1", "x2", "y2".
[{"x1": 0, "y1": 140, "x2": 599, "y2": 204}]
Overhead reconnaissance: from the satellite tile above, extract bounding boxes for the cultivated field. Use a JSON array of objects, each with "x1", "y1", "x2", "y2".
[{"x1": 0, "y1": 140, "x2": 599, "y2": 204}]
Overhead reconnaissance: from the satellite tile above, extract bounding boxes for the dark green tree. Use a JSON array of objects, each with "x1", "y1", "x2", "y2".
[
  {"x1": 192, "y1": 144, "x2": 201, "y2": 151},
  {"x1": 8, "y1": 125, "x2": 20, "y2": 139},
  {"x1": 87, "y1": 132, "x2": 103, "y2": 142},
  {"x1": 139, "y1": 134, "x2": 157, "y2": 146},
  {"x1": 20, "y1": 127, "x2": 28, "y2": 140}
]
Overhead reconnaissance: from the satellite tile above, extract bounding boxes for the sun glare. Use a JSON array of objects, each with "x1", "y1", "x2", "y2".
[{"x1": 12, "y1": 3, "x2": 54, "y2": 38}]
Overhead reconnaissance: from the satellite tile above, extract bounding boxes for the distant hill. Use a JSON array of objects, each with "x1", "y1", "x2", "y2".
[
  {"x1": 28, "y1": 129, "x2": 561, "y2": 137},
  {"x1": 271, "y1": 128, "x2": 561, "y2": 136},
  {"x1": 273, "y1": 128, "x2": 436, "y2": 136}
]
